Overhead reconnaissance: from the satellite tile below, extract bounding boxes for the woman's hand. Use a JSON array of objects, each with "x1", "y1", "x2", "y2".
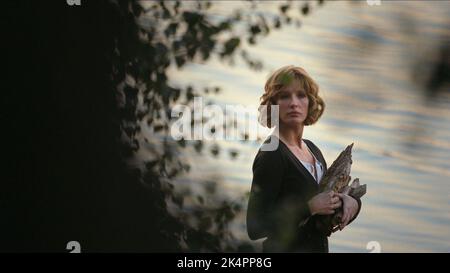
[
  {"x1": 307, "y1": 191, "x2": 342, "y2": 216},
  {"x1": 336, "y1": 193, "x2": 358, "y2": 230}
]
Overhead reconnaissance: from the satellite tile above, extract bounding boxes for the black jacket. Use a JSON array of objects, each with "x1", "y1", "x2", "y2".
[{"x1": 246, "y1": 135, "x2": 361, "y2": 253}]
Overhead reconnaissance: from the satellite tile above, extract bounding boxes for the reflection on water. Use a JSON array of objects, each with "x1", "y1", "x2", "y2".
[{"x1": 166, "y1": 1, "x2": 450, "y2": 252}]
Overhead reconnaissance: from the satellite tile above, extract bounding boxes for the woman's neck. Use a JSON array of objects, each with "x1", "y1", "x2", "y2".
[{"x1": 276, "y1": 124, "x2": 304, "y2": 147}]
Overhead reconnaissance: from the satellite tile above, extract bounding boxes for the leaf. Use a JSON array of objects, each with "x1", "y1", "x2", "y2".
[
  {"x1": 210, "y1": 144, "x2": 219, "y2": 157},
  {"x1": 164, "y1": 22, "x2": 178, "y2": 37},
  {"x1": 229, "y1": 149, "x2": 238, "y2": 159},
  {"x1": 250, "y1": 25, "x2": 261, "y2": 35},
  {"x1": 301, "y1": 3, "x2": 310, "y2": 15},
  {"x1": 175, "y1": 55, "x2": 186, "y2": 68},
  {"x1": 222, "y1": 37, "x2": 240, "y2": 56},
  {"x1": 274, "y1": 17, "x2": 281, "y2": 29},
  {"x1": 154, "y1": 124, "x2": 164, "y2": 132},
  {"x1": 193, "y1": 140, "x2": 203, "y2": 153},
  {"x1": 145, "y1": 160, "x2": 159, "y2": 170},
  {"x1": 280, "y1": 4, "x2": 290, "y2": 14}
]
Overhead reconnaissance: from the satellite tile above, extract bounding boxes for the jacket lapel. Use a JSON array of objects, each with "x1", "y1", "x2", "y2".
[
  {"x1": 303, "y1": 139, "x2": 328, "y2": 187},
  {"x1": 279, "y1": 141, "x2": 319, "y2": 188}
]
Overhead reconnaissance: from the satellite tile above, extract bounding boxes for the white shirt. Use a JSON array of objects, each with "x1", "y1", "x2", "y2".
[
  {"x1": 300, "y1": 141, "x2": 324, "y2": 183},
  {"x1": 274, "y1": 133, "x2": 324, "y2": 183}
]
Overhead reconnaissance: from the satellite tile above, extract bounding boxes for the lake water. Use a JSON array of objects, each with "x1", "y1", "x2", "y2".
[{"x1": 163, "y1": 1, "x2": 450, "y2": 252}]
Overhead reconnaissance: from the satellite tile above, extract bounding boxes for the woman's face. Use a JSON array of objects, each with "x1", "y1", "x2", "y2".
[{"x1": 275, "y1": 82, "x2": 309, "y2": 127}]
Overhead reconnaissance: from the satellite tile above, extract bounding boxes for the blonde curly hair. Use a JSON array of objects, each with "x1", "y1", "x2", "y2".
[{"x1": 259, "y1": 65, "x2": 325, "y2": 128}]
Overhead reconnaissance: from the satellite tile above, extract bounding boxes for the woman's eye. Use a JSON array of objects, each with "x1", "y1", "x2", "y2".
[{"x1": 297, "y1": 93, "x2": 306, "y2": 98}]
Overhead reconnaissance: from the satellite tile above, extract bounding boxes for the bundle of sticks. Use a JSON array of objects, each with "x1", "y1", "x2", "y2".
[{"x1": 315, "y1": 143, "x2": 367, "y2": 236}]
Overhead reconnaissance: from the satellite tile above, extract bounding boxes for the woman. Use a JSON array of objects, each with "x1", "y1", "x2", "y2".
[{"x1": 247, "y1": 65, "x2": 362, "y2": 253}]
